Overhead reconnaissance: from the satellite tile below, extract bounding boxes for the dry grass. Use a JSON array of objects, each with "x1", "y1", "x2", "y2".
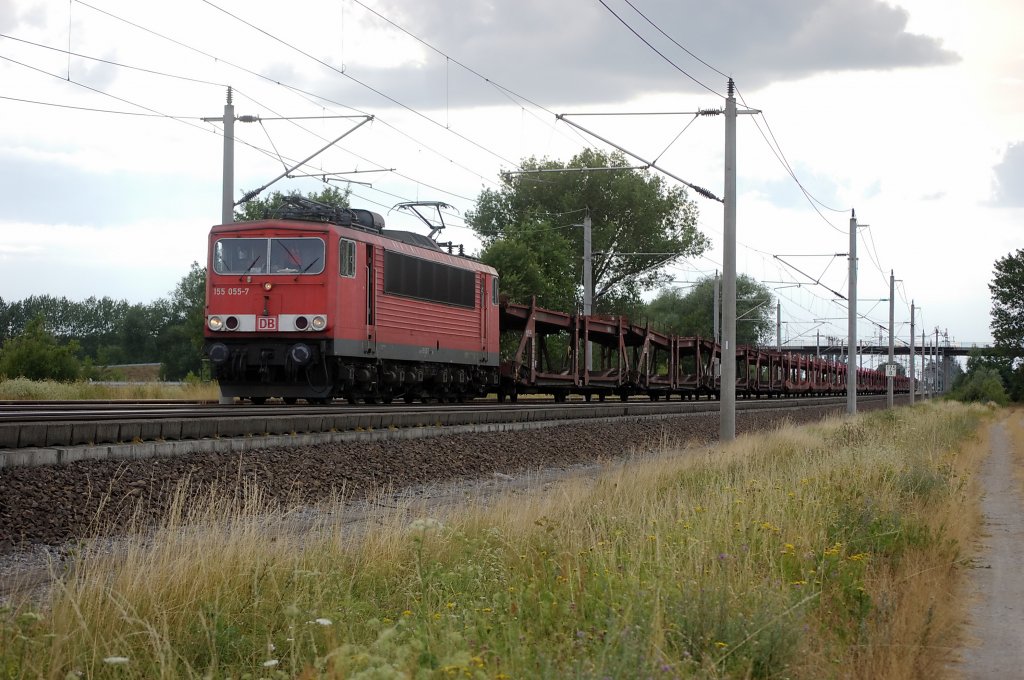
[
  {"x1": 0, "y1": 401, "x2": 993, "y2": 678},
  {"x1": 0, "y1": 377, "x2": 219, "y2": 401}
]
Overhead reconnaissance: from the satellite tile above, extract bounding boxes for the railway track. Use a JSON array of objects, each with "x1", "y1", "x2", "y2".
[{"x1": 0, "y1": 395, "x2": 894, "y2": 467}]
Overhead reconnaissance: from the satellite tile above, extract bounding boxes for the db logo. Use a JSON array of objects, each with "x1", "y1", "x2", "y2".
[{"x1": 257, "y1": 316, "x2": 278, "y2": 331}]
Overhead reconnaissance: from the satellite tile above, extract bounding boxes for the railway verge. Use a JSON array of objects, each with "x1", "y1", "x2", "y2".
[{"x1": 0, "y1": 400, "x2": 989, "y2": 678}]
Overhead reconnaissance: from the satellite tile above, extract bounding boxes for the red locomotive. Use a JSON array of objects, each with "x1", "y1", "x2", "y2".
[{"x1": 203, "y1": 198, "x2": 500, "y2": 404}]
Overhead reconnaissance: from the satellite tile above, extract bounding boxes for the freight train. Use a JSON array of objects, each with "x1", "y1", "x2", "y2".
[{"x1": 203, "y1": 199, "x2": 911, "y2": 404}]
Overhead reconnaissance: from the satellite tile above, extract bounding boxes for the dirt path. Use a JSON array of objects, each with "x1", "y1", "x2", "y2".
[{"x1": 953, "y1": 414, "x2": 1024, "y2": 678}]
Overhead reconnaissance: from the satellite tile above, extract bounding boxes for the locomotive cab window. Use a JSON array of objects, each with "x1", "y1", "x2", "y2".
[
  {"x1": 492, "y1": 277, "x2": 499, "y2": 305},
  {"x1": 214, "y1": 237, "x2": 325, "y2": 275},
  {"x1": 214, "y1": 238, "x2": 268, "y2": 274},
  {"x1": 339, "y1": 239, "x2": 356, "y2": 277},
  {"x1": 270, "y1": 238, "x2": 324, "y2": 274}
]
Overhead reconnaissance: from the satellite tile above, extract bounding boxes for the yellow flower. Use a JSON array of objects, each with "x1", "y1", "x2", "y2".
[
  {"x1": 714, "y1": 641, "x2": 729, "y2": 648},
  {"x1": 402, "y1": 610, "x2": 413, "y2": 617}
]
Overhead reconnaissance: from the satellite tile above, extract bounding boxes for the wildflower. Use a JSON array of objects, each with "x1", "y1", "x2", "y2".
[
  {"x1": 447, "y1": 602, "x2": 456, "y2": 609},
  {"x1": 312, "y1": 618, "x2": 333, "y2": 626},
  {"x1": 102, "y1": 657, "x2": 130, "y2": 665},
  {"x1": 848, "y1": 553, "x2": 869, "y2": 562},
  {"x1": 402, "y1": 610, "x2": 413, "y2": 617},
  {"x1": 790, "y1": 580, "x2": 808, "y2": 586},
  {"x1": 714, "y1": 641, "x2": 728, "y2": 649},
  {"x1": 408, "y1": 517, "x2": 444, "y2": 532},
  {"x1": 263, "y1": 659, "x2": 280, "y2": 668}
]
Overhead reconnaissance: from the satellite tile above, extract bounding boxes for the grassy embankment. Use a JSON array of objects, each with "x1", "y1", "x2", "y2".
[
  {"x1": 0, "y1": 377, "x2": 219, "y2": 401},
  {"x1": 0, "y1": 401, "x2": 990, "y2": 678}
]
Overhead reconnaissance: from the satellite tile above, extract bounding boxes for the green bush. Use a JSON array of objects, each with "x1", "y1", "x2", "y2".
[
  {"x1": 949, "y1": 366, "x2": 1009, "y2": 405},
  {"x1": 0, "y1": 316, "x2": 80, "y2": 381}
]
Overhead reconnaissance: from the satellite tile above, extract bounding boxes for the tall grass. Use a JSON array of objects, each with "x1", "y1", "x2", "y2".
[
  {"x1": 0, "y1": 401, "x2": 989, "y2": 678},
  {"x1": 0, "y1": 377, "x2": 219, "y2": 401}
]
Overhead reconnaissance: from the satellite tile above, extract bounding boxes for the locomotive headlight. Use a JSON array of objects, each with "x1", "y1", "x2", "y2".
[
  {"x1": 208, "y1": 315, "x2": 223, "y2": 331},
  {"x1": 263, "y1": 282, "x2": 273, "y2": 291},
  {"x1": 311, "y1": 315, "x2": 327, "y2": 331}
]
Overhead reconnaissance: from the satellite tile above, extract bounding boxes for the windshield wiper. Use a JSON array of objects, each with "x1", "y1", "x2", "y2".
[{"x1": 243, "y1": 255, "x2": 262, "y2": 274}]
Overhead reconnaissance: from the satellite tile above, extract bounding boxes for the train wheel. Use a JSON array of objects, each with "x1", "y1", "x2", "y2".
[
  {"x1": 283, "y1": 397, "x2": 297, "y2": 405},
  {"x1": 250, "y1": 397, "x2": 267, "y2": 405},
  {"x1": 510, "y1": 392, "x2": 518, "y2": 403},
  {"x1": 403, "y1": 393, "x2": 416, "y2": 404},
  {"x1": 309, "y1": 397, "x2": 330, "y2": 405},
  {"x1": 584, "y1": 393, "x2": 592, "y2": 402},
  {"x1": 598, "y1": 394, "x2": 606, "y2": 402}
]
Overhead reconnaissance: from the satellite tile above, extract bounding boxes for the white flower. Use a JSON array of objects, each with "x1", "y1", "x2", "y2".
[
  {"x1": 102, "y1": 656, "x2": 130, "y2": 665},
  {"x1": 312, "y1": 618, "x2": 333, "y2": 626},
  {"x1": 408, "y1": 517, "x2": 444, "y2": 532},
  {"x1": 262, "y1": 659, "x2": 280, "y2": 668}
]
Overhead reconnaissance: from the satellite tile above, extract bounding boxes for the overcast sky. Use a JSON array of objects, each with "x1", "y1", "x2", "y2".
[{"x1": 0, "y1": 0, "x2": 1020, "y2": 354}]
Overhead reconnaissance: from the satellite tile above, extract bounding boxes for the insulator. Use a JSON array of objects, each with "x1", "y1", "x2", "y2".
[{"x1": 698, "y1": 108, "x2": 723, "y2": 116}]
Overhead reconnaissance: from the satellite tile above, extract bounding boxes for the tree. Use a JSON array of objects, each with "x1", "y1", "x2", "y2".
[
  {"x1": 234, "y1": 186, "x2": 352, "y2": 222},
  {"x1": 0, "y1": 316, "x2": 80, "y2": 381},
  {"x1": 644, "y1": 275, "x2": 775, "y2": 345},
  {"x1": 949, "y1": 366, "x2": 1009, "y2": 405},
  {"x1": 468, "y1": 149, "x2": 708, "y2": 314},
  {"x1": 990, "y1": 249, "x2": 1024, "y2": 355},
  {"x1": 158, "y1": 262, "x2": 207, "y2": 380},
  {"x1": 955, "y1": 351, "x2": 1024, "y2": 402}
]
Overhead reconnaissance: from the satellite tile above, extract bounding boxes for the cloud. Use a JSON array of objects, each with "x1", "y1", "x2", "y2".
[
  {"x1": 307, "y1": 0, "x2": 959, "y2": 110},
  {"x1": 71, "y1": 53, "x2": 119, "y2": 90},
  {"x1": 992, "y1": 142, "x2": 1024, "y2": 207},
  {"x1": 0, "y1": 150, "x2": 217, "y2": 225},
  {"x1": 0, "y1": 0, "x2": 45, "y2": 32}
]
